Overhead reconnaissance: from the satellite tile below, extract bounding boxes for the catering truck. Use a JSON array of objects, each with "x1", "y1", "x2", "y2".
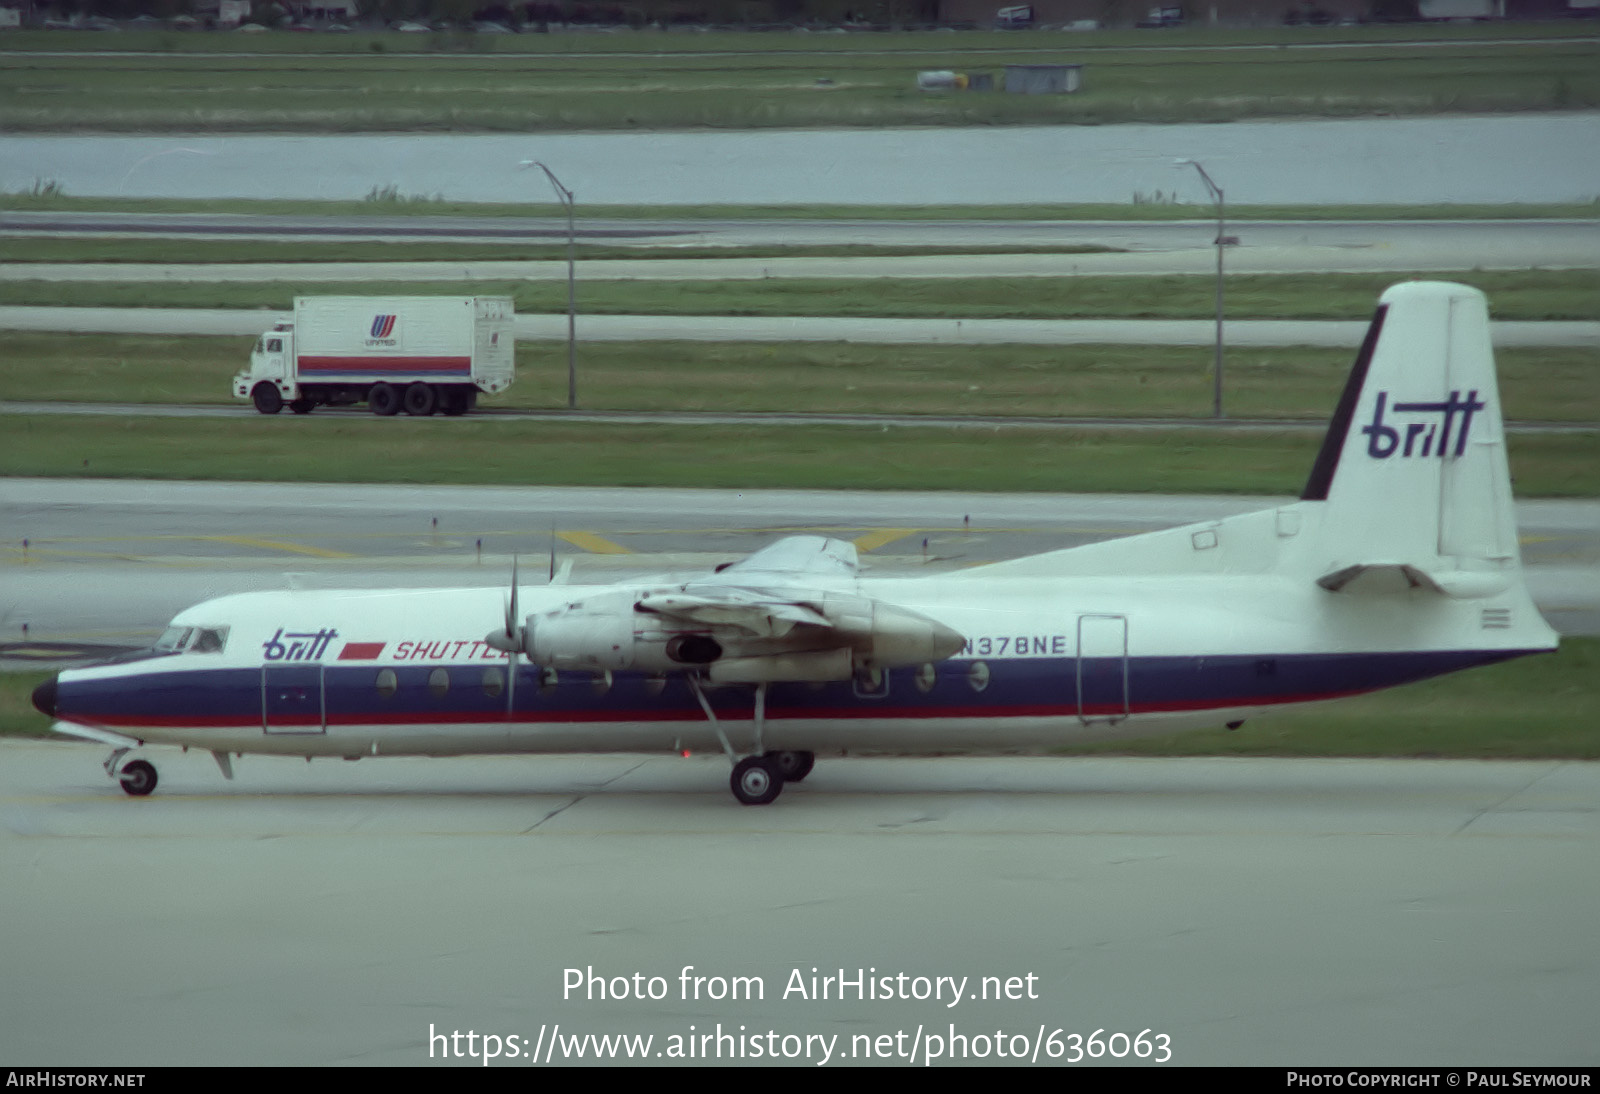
[{"x1": 234, "y1": 296, "x2": 515, "y2": 416}]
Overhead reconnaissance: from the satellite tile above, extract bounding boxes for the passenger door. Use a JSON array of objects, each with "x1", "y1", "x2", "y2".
[
  {"x1": 1076, "y1": 614, "x2": 1129, "y2": 725},
  {"x1": 262, "y1": 664, "x2": 326, "y2": 734}
]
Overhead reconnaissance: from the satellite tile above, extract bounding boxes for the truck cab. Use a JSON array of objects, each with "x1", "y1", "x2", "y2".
[{"x1": 233, "y1": 322, "x2": 303, "y2": 415}]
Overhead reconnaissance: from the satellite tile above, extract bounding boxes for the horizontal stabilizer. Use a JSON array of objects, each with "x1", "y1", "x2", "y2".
[{"x1": 1316, "y1": 563, "x2": 1511, "y2": 599}]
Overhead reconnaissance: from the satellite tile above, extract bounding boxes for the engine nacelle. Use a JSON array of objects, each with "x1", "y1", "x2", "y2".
[
  {"x1": 498, "y1": 588, "x2": 964, "y2": 680},
  {"x1": 708, "y1": 648, "x2": 853, "y2": 685},
  {"x1": 525, "y1": 607, "x2": 633, "y2": 671},
  {"x1": 822, "y1": 596, "x2": 966, "y2": 669}
]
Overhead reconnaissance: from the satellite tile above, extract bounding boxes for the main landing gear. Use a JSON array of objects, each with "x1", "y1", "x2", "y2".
[
  {"x1": 688, "y1": 678, "x2": 815, "y2": 806},
  {"x1": 730, "y1": 750, "x2": 816, "y2": 806}
]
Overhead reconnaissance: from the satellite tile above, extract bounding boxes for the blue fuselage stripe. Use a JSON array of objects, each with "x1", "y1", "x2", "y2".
[{"x1": 59, "y1": 649, "x2": 1535, "y2": 729}]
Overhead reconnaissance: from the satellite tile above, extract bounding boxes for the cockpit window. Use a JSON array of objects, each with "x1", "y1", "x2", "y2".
[
  {"x1": 191, "y1": 627, "x2": 228, "y2": 653},
  {"x1": 155, "y1": 626, "x2": 192, "y2": 652},
  {"x1": 154, "y1": 625, "x2": 228, "y2": 653}
]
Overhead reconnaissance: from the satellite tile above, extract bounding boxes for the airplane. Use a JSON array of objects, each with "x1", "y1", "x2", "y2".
[{"x1": 31, "y1": 281, "x2": 1559, "y2": 805}]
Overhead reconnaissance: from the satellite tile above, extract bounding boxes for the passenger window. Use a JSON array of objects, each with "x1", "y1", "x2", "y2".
[
  {"x1": 481, "y1": 666, "x2": 504, "y2": 699},
  {"x1": 375, "y1": 669, "x2": 397, "y2": 699},
  {"x1": 428, "y1": 668, "x2": 450, "y2": 698}
]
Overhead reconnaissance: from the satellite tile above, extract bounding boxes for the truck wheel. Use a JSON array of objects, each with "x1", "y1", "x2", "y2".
[
  {"x1": 368, "y1": 383, "x2": 400, "y2": 417},
  {"x1": 251, "y1": 383, "x2": 283, "y2": 415},
  {"x1": 403, "y1": 383, "x2": 437, "y2": 417},
  {"x1": 288, "y1": 399, "x2": 314, "y2": 415}
]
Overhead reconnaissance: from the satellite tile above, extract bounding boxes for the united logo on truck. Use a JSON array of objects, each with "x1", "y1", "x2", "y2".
[{"x1": 370, "y1": 314, "x2": 397, "y2": 339}]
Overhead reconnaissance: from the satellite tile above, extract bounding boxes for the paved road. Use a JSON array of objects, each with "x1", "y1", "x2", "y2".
[
  {"x1": 2, "y1": 742, "x2": 1595, "y2": 1065},
  {"x1": 5, "y1": 215, "x2": 1598, "y2": 276},
  {"x1": 3, "y1": 400, "x2": 1593, "y2": 436},
  {"x1": 4, "y1": 306, "x2": 1596, "y2": 348}
]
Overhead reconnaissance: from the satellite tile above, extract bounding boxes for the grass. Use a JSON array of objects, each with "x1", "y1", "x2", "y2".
[
  {"x1": 1, "y1": 33, "x2": 1595, "y2": 131},
  {"x1": 3, "y1": 269, "x2": 1596, "y2": 320},
  {"x1": 1, "y1": 413, "x2": 1593, "y2": 496},
  {"x1": 6, "y1": 640, "x2": 1596, "y2": 757},
  {"x1": 4, "y1": 194, "x2": 1598, "y2": 222},
  {"x1": 2, "y1": 333, "x2": 1595, "y2": 425}
]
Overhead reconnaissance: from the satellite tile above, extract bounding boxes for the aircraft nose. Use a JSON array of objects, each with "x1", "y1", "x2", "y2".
[{"x1": 31, "y1": 674, "x2": 58, "y2": 718}]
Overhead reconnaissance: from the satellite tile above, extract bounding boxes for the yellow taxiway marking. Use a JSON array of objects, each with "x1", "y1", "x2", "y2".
[
  {"x1": 852, "y1": 528, "x2": 920, "y2": 553},
  {"x1": 200, "y1": 536, "x2": 354, "y2": 559},
  {"x1": 555, "y1": 530, "x2": 632, "y2": 555}
]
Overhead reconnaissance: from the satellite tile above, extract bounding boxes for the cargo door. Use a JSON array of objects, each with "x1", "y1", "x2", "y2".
[
  {"x1": 262, "y1": 664, "x2": 326, "y2": 735},
  {"x1": 1076, "y1": 614, "x2": 1128, "y2": 725}
]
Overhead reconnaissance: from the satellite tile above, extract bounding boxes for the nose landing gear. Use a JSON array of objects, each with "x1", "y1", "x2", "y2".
[
  {"x1": 118, "y1": 759, "x2": 158, "y2": 797},
  {"x1": 103, "y1": 747, "x2": 158, "y2": 797}
]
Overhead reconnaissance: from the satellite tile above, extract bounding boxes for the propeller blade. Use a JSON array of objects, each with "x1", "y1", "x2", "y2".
[
  {"x1": 509, "y1": 554, "x2": 520, "y2": 637},
  {"x1": 486, "y1": 555, "x2": 522, "y2": 654}
]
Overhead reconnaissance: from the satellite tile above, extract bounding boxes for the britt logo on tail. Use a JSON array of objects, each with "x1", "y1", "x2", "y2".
[{"x1": 1362, "y1": 390, "x2": 1487, "y2": 459}]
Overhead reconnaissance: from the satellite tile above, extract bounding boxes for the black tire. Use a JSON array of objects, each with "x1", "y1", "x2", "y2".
[
  {"x1": 368, "y1": 382, "x2": 400, "y2": 417},
  {"x1": 251, "y1": 383, "x2": 283, "y2": 415},
  {"x1": 288, "y1": 398, "x2": 314, "y2": 415},
  {"x1": 119, "y1": 759, "x2": 157, "y2": 797},
  {"x1": 771, "y1": 750, "x2": 815, "y2": 783},
  {"x1": 730, "y1": 755, "x2": 783, "y2": 806},
  {"x1": 403, "y1": 382, "x2": 437, "y2": 417}
]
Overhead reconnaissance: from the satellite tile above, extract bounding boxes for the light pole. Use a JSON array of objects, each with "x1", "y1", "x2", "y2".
[
  {"x1": 1176, "y1": 158, "x2": 1229, "y2": 419},
  {"x1": 520, "y1": 159, "x2": 576, "y2": 410},
  {"x1": 118, "y1": 146, "x2": 215, "y2": 194}
]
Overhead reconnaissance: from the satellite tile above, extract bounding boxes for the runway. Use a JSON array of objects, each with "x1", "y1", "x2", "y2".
[
  {"x1": 5, "y1": 217, "x2": 1598, "y2": 279},
  {"x1": 1, "y1": 741, "x2": 1594, "y2": 1065}
]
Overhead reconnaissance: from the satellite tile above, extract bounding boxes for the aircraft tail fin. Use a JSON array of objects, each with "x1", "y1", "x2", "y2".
[
  {"x1": 964, "y1": 281, "x2": 1550, "y2": 638},
  {"x1": 1298, "y1": 280, "x2": 1520, "y2": 590}
]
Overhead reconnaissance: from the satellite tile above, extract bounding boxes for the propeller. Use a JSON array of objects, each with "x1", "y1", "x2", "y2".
[
  {"x1": 482, "y1": 555, "x2": 523, "y2": 714},
  {"x1": 485, "y1": 555, "x2": 523, "y2": 654}
]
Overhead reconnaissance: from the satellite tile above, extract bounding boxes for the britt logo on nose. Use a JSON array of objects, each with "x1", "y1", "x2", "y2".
[{"x1": 1361, "y1": 390, "x2": 1487, "y2": 460}]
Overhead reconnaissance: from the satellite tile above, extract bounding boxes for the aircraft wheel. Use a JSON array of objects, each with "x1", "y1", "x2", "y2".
[
  {"x1": 403, "y1": 382, "x2": 437, "y2": 417},
  {"x1": 730, "y1": 756, "x2": 782, "y2": 806},
  {"x1": 251, "y1": 383, "x2": 283, "y2": 415},
  {"x1": 770, "y1": 750, "x2": 815, "y2": 782},
  {"x1": 288, "y1": 398, "x2": 314, "y2": 415},
  {"x1": 119, "y1": 759, "x2": 158, "y2": 797}
]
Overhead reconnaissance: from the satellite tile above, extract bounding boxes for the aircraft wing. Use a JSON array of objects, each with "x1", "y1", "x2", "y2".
[
  {"x1": 711, "y1": 534, "x2": 859, "y2": 579},
  {"x1": 511, "y1": 535, "x2": 964, "y2": 679},
  {"x1": 635, "y1": 590, "x2": 831, "y2": 638}
]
